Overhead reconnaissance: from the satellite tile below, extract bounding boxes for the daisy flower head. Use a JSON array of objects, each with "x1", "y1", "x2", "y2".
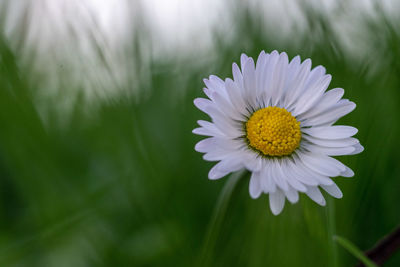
[{"x1": 193, "y1": 51, "x2": 363, "y2": 215}]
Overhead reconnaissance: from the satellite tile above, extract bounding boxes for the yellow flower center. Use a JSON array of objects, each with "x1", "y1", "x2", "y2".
[{"x1": 245, "y1": 107, "x2": 301, "y2": 156}]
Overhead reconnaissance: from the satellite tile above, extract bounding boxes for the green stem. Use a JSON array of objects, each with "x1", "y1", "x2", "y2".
[
  {"x1": 197, "y1": 169, "x2": 248, "y2": 267},
  {"x1": 327, "y1": 197, "x2": 339, "y2": 267},
  {"x1": 334, "y1": 236, "x2": 378, "y2": 267}
]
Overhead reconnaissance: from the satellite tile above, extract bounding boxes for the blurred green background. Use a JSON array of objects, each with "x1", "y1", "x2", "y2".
[{"x1": 0, "y1": 0, "x2": 399, "y2": 266}]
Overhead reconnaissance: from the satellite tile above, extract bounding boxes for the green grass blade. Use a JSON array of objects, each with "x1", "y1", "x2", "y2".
[
  {"x1": 326, "y1": 198, "x2": 339, "y2": 267},
  {"x1": 334, "y1": 235, "x2": 378, "y2": 267},
  {"x1": 198, "y1": 170, "x2": 248, "y2": 266}
]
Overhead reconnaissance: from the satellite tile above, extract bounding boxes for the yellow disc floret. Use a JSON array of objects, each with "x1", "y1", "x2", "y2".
[{"x1": 245, "y1": 107, "x2": 301, "y2": 156}]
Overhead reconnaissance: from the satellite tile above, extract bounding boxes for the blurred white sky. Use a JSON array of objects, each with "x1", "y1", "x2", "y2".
[
  {"x1": 4, "y1": 0, "x2": 399, "y2": 56},
  {"x1": 2, "y1": 0, "x2": 399, "y2": 100}
]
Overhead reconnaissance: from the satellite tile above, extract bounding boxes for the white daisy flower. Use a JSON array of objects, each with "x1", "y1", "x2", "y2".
[{"x1": 193, "y1": 51, "x2": 363, "y2": 215}]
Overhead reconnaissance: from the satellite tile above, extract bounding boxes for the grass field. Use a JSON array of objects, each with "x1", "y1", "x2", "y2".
[{"x1": 0, "y1": 1, "x2": 399, "y2": 266}]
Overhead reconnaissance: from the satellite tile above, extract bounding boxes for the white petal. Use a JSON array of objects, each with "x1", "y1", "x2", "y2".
[
  {"x1": 286, "y1": 175, "x2": 307, "y2": 192},
  {"x1": 203, "y1": 78, "x2": 221, "y2": 97},
  {"x1": 301, "y1": 100, "x2": 356, "y2": 127},
  {"x1": 321, "y1": 183, "x2": 343, "y2": 198},
  {"x1": 296, "y1": 151, "x2": 343, "y2": 177},
  {"x1": 232, "y1": 63, "x2": 243, "y2": 88},
  {"x1": 208, "y1": 165, "x2": 230, "y2": 180},
  {"x1": 204, "y1": 75, "x2": 229, "y2": 101},
  {"x1": 326, "y1": 88, "x2": 345, "y2": 102},
  {"x1": 293, "y1": 74, "x2": 331, "y2": 116},
  {"x1": 305, "y1": 186, "x2": 326, "y2": 206},
  {"x1": 225, "y1": 78, "x2": 248, "y2": 117},
  {"x1": 269, "y1": 190, "x2": 286, "y2": 215},
  {"x1": 209, "y1": 75, "x2": 227, "y2": 93},
  {"x1": 288, "y1": 55, "x2": 301, "y2": 72},
  {"x1": 215, "y1": 138, "x2": 244, "y2": 150},
  {"x1": 270, "y1": 52, "x2": 289, "y2": 106},
  {"x1": 204, "y1": 106, "x2": 242, "y2": 138},
  {"x1": 240, "y1": 53, "x2": 249, "y2": 70},
  {"x1": 287, "y1": 157, "x2": 319, "y2": 186},
  {"x1": 284, "y1": 187, "x2": 299, "y2": 203},
  {"x1": 260, "y1": 162, "x2": 277, "y2": 193},
  {"x1": 302, "y1": 126, "x2": 358, "y2": 139},
  {"x1": 202, "y1": 140, "x2": 246, "y2": 161},
  {"x1": 195, "y1": 120, "x2": 224, "y2": 136},
  {"x1": 305, "y1": 65, "x2": 326, "y2": 87},
  {"x1": 302, "y1": 142, "x2": 356, "y2": 156},
  {"x1": 256, "y1": 51, "x2": 266, "y2": 69},
  {"x1": 194, "y1": 97, "x2": 213, "y2": 112},
  {"x1": 272, "y1": 159, "x2": 289, "y2": 191},
  {"x1": 255, "y1": 51, "x2": 267, "y2": 97},
  {"x1": 203, "y1": 87, "x2": 213, "y2": 99},
  {"x1": 211, "y1": 91, "x2": 242, "y2": 121},
  {"x1": 262, "y1": 51, "x2": 279, "y2": 105},
  {"x1": 340, "y1": 166, "x2": 354, "y2": 177},
  {"x1": 281, "y1": 56, "x2": 300, "y2": 105},
  {"x1": 284, "y1": 59, "x2": 312, "y2": 109},
  {"x1": 203, "y1": 79, "x2": 215, "y2": 92},
  {"x1": 193, "y1": 127, "x2": 209, "y2": 136},
  {"x1": 293, "y1": 155, "x2": 334, "y2": 185},
  {"x1": 208, "y1": 158, "x2": 244, "y2": 180},
  {"x1": 302, "y1": 135, "x2": 359, "y2": 148},
  {"x1": 193, "y1": 126, "x2": 222, "y2": 137},
  {"x1": 249, "y1": 171, "x2": 262, "y2": 199},
  {"x1": 203, "y1": 148, "x2": 233, "y2": 161},
  {"x1": 297, "y1": 88, "x2": 345, "y2": 120},
  {"x1": 242, "y1": 151, "x2": 263, "y2": 172},
  {"x1": 242, "y1": 57, "x2": 257, "y2": 108},
  {"x1": 348, "y1": 143, "x2": 364, "y2": 155},
  {"x1": 281, "y1": 159, "x2": 307, "y2": 192},
  {"x1": 194, "y1": 138, "x2": 214, "y2": 152}
]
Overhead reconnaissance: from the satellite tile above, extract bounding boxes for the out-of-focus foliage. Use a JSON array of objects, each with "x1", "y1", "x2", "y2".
[{"x1": 0, "y1": 1, "x2": 399, "y2": 266}]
